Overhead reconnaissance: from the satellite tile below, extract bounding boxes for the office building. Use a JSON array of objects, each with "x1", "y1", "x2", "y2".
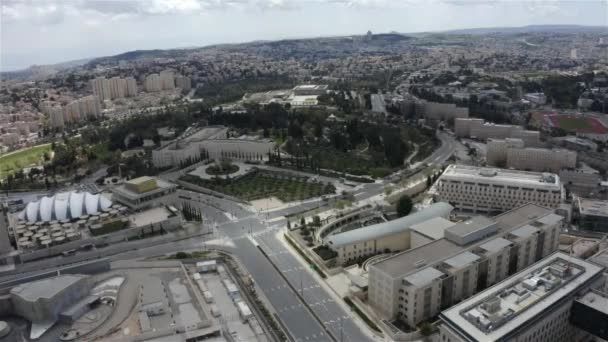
[
  {"x1": 506, "y1": 148, "x2": 576, "y2": 173},
  {"x1": 368, "y1": 204, "x2": 564, "y2": 326},
  {"x1": 111, "y1": 176, "x2": 177, "y2": 211},
  {"x1": 455, "y1": 118, "x2": 484, "y2": 137},
  {"x1": 560, "y1": 170, "x2": 600, "y2": 194},
  {"x1": 419, "y1": 101, "x2": 469, "y2": 122},
  {"x1": 435, "y1": 165, "x2": 563, "y2": 214},
  {"x1": 145, "y1": 74, "x2": 162, "y2": 92},
  {"x1": 325, "y1": 203, "x2": 454, "y2": 265},
  {"x1": 438, "y1": 252, "x2": 605, "y2": 342},
  {"x1": 160, "y1": 70, "x2": 175, "y2": 90},
  {"x1": 575, "y1": 198, "x2": 608, "y2": 232},
  {"x1": 570, "y1": 290, "x2": 608, "y2": 341},
  {"x1": 487, "y1": 139, "x2": 577, "y2": 173},
  {"x1": 486, "y1": 138, "x2": 525, "y2": 166},
  {"x1": 454, "y1": 119, "x2": 540, "y2": 146},
  {"x1": 175, "y1": 75, "x2": 192, "y2": 91}
]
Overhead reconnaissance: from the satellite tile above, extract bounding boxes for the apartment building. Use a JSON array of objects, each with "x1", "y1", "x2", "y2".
[
  {"x1": 145, "y1": 74, "x2": 162, "y2": 92},
  {"x1": 61, "y1": 95, "x2": 100, "y2": 125},
  {"x1": 125, "y1": 77, "x2": 138, "y2": 97},
  {"x1": 109, "y1": 77, "x2": 127, "y2": 99},
  {"x1": 435, "y1": 165, "x2": 563, "y2": 214},
  {"x1": 91, "y1": 77, "x2": 111, "y2": 101},
  {"x1": 49, "y1": 106, "x2": 65, "y2": 129},
  {"x1": 439, "y1": 252, "x2": 605, "y2": 342},
  {"x1": 160, "y1": 70, "x2": 175, "y2": 90},
  {"x1": 91, "y1": 76, "x2": 135, "y2": 100},
  {"x1": 368, "y1": 204, "x2": 564, "y2": 327},
  {"x1": 175, "y1": 75, "x2": 192, "y2": 91}
]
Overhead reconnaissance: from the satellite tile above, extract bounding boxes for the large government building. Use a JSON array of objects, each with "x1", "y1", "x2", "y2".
[
  {"x1": 368, "y1": 204, "x2": 564, "y2": 327},
  {"x1": 435, "y1": 165, "x2": 563, "y2": 214},
  {"x1": 439, "y1": 252, "x2": 606, "y2": 342}
]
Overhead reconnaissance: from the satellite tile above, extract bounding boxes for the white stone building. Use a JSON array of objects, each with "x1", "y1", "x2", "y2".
[
  {"x1": 368, "y1": 205, "x2": 564, "y2": 328},
  {"x1": 435, "y1": 165, "x2": 563, "y2": 213},
  {"x1": 438, "y1": 252, "x2": 605, "y2": 342}
]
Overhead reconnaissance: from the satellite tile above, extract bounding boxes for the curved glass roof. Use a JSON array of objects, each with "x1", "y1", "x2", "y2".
[{"x1": 19, "y1": 191, "x2": 112, "y2": 223}]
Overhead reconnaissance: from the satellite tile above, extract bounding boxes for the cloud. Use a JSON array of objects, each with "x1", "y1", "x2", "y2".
[{"x1": 1, "y1": 0, "x2": 305, "y2": 23}]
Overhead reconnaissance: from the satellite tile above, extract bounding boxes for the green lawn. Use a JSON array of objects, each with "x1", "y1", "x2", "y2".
[
  {"x1": 556, "y1": 118, "x2": 592, "y2": 130},
  {"x1": 0, "y1": 144, "x2": 52, "y2": 179},
  {"x1": 181, "y1": 170, "x2": 335, "y2": 202}
]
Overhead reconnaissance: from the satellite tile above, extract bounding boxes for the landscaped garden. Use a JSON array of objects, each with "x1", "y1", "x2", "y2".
[
  {"x1": 205, "y1": 162, "x2": 239, "y2": 175},
  {"x1": 180, "y1": 170, "x2": 336, "y2": 202}
]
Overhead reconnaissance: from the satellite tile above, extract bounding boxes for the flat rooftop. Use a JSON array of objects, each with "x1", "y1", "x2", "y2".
[
  {"x1": 112, "y1": 177, "x2": 176, "y2": 199},
  {"x1": 440, "y1": 252, "x2": 604, "y2": 342},
  {"x1": 373, "y1": 238, "x2": 462, "y2": 277},
  {"x1": 130, "y1": 206, "x2": 174, "y2": 227},
  {"x1": 372, "y1": 204, "x2": 560, "y2": 279},
  {"x1": 442, "y1": 251, "x2": 480, "y2": 270},
  {"x1": 440, "y1": 165, "x2": 561, "y2": 190},
  {"x1": 446, "y1": 216, "x2": 496, "y2": 239},
  {"x1": 403, "y1": 267, "x2": 445, "y2": 287},
  {"x1": 11, "y1": 274, "x2": 88, "y2": 301},
  {"x1": 410, "y1": 217, "x2": 456, "y2": 240},
  {"x1": 578, "y1": 198, "x2": 608, "y2": 217},
  {"x1": 589, "y1": 248, "x2": 608, "y2": 269},
  {"x1": 478, "y1": 238, "x2": 513, "y2": 254},
  {"x1": 492, "y1": 204, "x2": 553, "y2": 232},
  {"x1": 508, "y1": 224, "x2": 539, "y2": 240},
  {"x1": 576, "y1": 290, "x2": 608, "y2": 315}
]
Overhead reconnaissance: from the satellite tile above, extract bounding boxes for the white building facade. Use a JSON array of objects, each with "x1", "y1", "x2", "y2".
[{"x1": 435, "y1": 165, "x2": 563, "y2": 214}]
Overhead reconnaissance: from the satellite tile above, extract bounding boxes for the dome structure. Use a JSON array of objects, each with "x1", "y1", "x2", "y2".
[{"x1": 19, "y1": 191, "x2": 112, "y2": 223}]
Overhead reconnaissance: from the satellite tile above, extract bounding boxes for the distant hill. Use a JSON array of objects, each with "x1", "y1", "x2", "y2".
[
  {"x1": 0, "y1": 57, "x2": 91, "y2": 80},
  {"x1": 443, "y1": 25, "x2": 608, "y2": 35},
  {"x1": 86, "y1": 48, "x2": 200, "y2": 66}
]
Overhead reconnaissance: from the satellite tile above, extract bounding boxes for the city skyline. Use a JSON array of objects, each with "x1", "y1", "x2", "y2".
[{"x1": 2, "y1": 0, "x2": 607, "y2": 71}]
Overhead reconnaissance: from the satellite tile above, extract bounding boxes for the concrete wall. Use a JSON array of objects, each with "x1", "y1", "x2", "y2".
[
  {"x1": 0, "y1": 259, "x2": 110, "y2": 294},
  {"x1": 336, "y1": 231, "x2": 410, "y2": 265}
]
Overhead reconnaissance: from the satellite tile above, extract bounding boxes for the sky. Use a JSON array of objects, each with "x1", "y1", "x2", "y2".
[{"x1": 1, "y1": 0, "x2": 607, "y2": 71}]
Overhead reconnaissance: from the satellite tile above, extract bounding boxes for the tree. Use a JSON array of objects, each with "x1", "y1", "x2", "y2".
[
  {"x1": 419, "y1": 322, "x2": 434, "y2": 336},
  {"x1": 396, "y1": 194, "x2": 413, "y2": 217},
  {"x1": 312, "y1": 215, "x2": 321, "y2": 228}
]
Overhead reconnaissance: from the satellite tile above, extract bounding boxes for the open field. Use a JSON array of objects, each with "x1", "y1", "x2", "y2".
[
  {"x1": 181, "y1": 170, "x2": 335, "y2": 202},
  {"x1": 0, "y1": 144, "x2": 51, "y2": 178}
]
